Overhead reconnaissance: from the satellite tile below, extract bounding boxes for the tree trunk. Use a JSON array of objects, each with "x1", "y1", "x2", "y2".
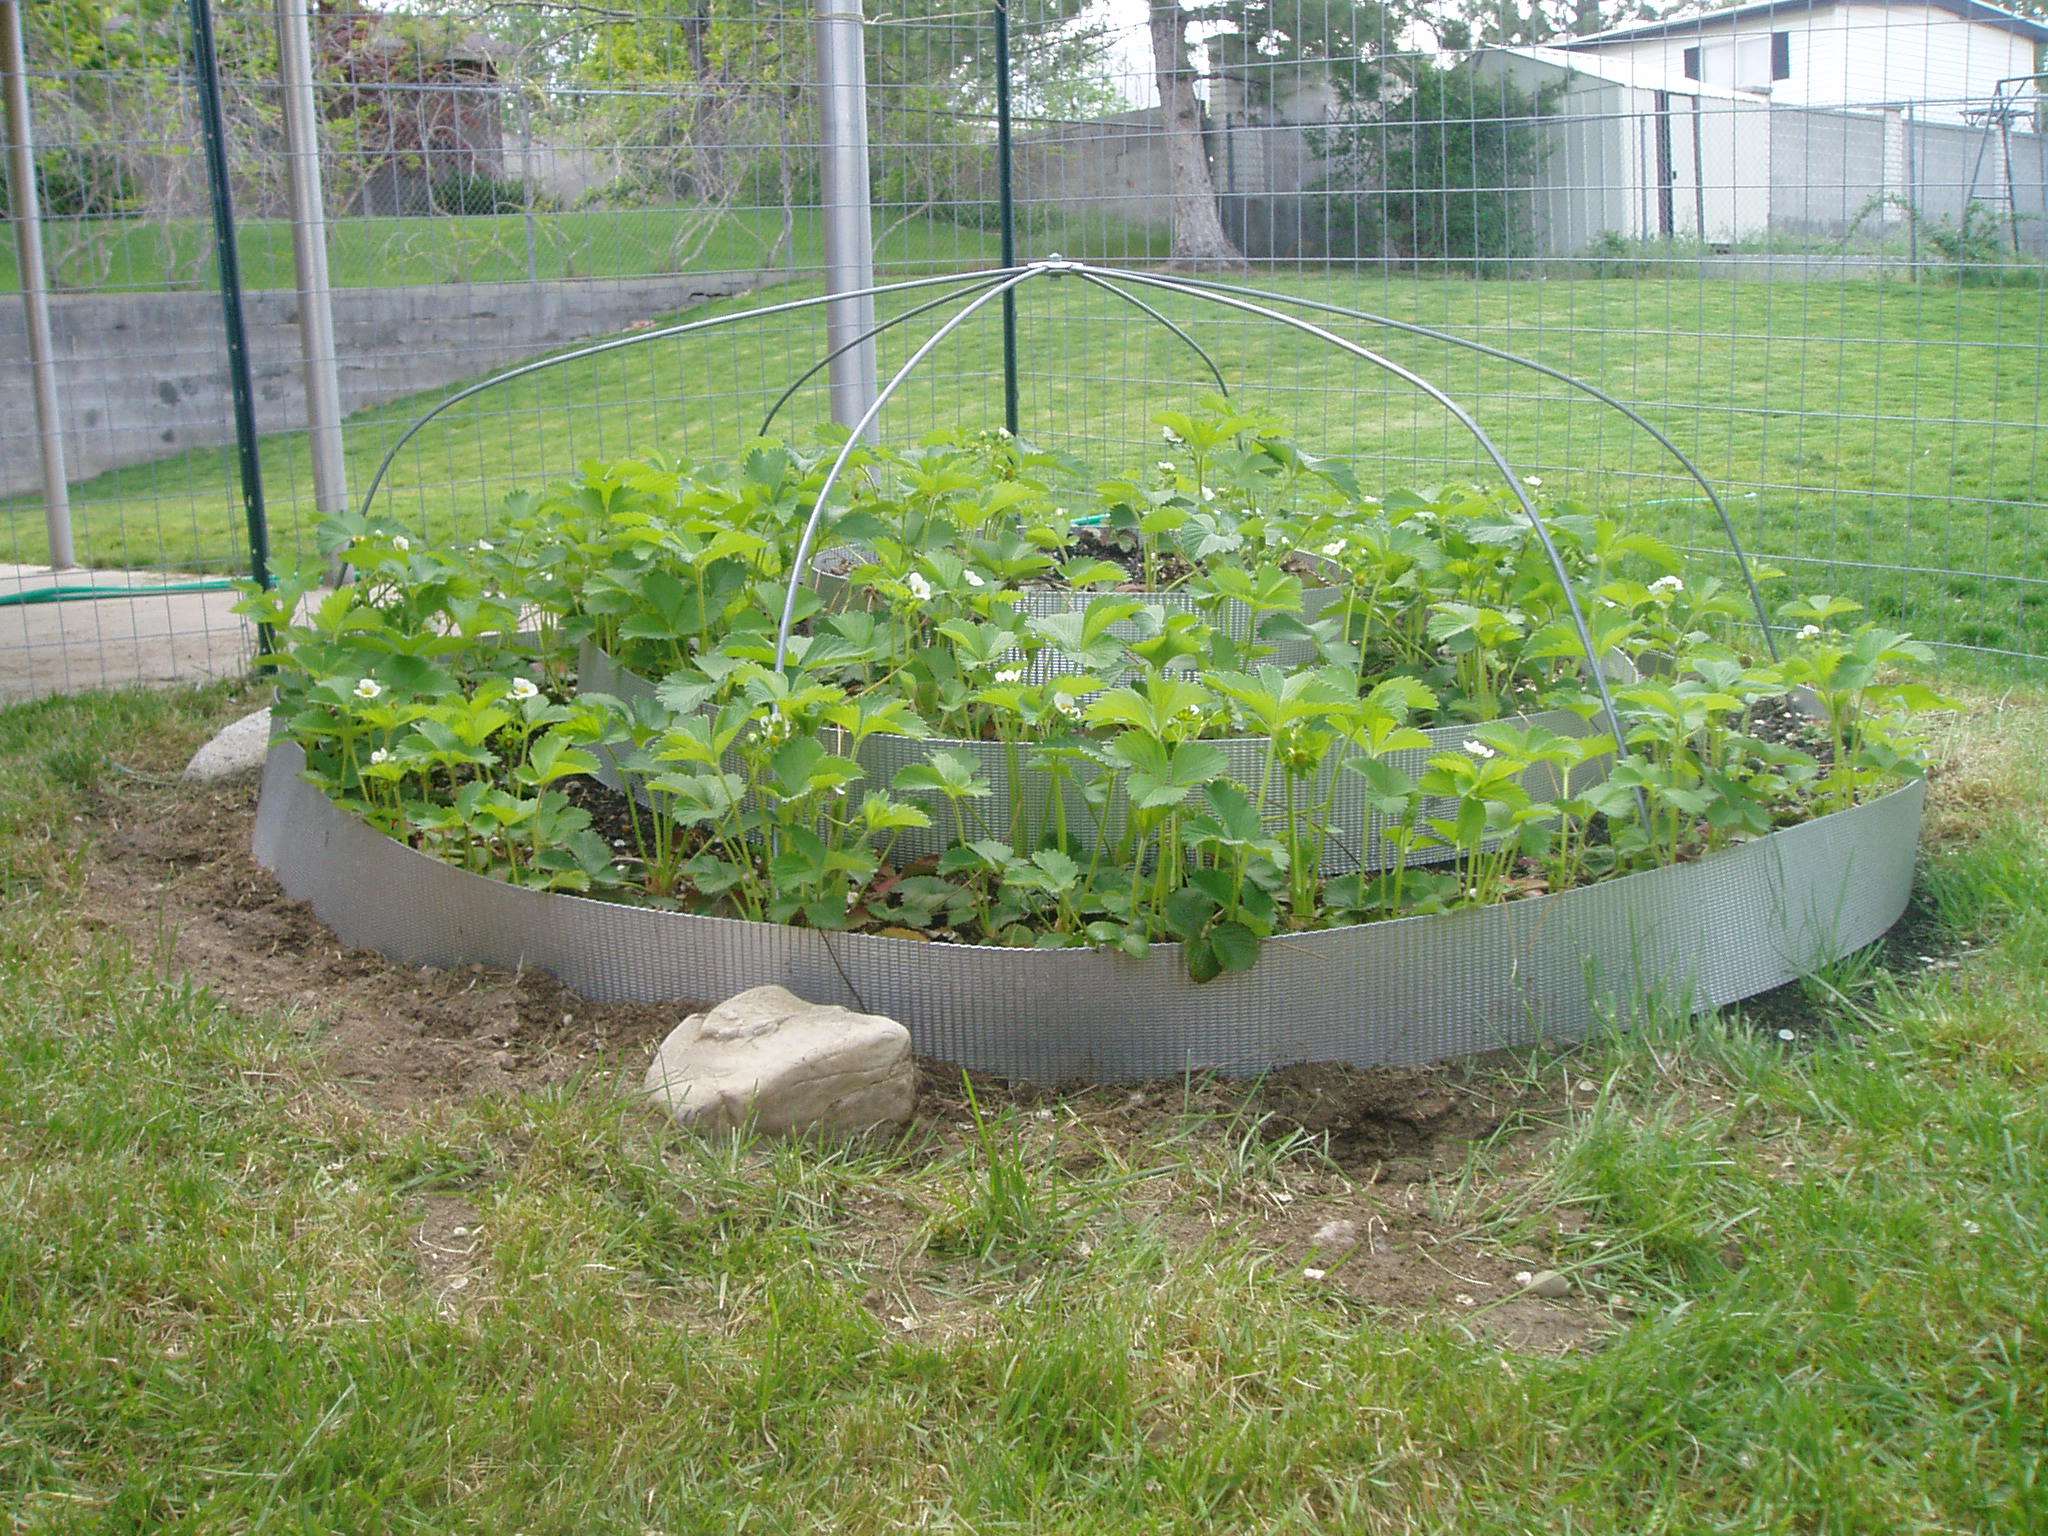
[{"x1": 1148, "y1": 2, "x2": 1245, "y2": 269}]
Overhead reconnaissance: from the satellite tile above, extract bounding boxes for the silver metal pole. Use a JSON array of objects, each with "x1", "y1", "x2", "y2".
[
  {"x1": 2, "y1": 0, "x2": 75, "y2": 570},
  {"x1": 517, "y1": 91, "x2": 539, "y2": 285},
  {"x1": 275, "y1": 0, "x2": 349, "y2": 538},
  {"x1": 817, "y1": 0, "x2": 877, "y2": 436}
]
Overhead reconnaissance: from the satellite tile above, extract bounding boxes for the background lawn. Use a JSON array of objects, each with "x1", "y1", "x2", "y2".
[
  {"x1": 0, "y1": 205, "x2": 1166, "y2": 295},
  {"x1": 6, "y1": 265, "x2": 2045, "y2": 655}
]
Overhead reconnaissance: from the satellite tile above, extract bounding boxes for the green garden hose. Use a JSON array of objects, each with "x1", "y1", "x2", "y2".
[{"x1": 0, "y1": 580, "x2": 237, "y2": 608}]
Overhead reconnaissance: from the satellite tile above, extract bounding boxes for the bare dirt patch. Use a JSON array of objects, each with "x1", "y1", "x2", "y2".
[
  {"x1": 71, "y1": 770, "x2": 691, "y2": 1110},
  {"x1": 412, "y1": 1193, "x2": 490, "y2": 1314},
  {"x1": 910, "y1": 1064, "x2": 1610, "y2": 1352},
  {"x1": 72, "y1": 761, "x2": 1612, "y2": 1351}
]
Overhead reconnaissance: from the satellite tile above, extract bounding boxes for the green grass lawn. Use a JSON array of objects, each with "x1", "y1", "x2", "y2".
[
  {"x1": 0, "y1": 205, "x2": 1165, "y2": 294},
  {"x1": 7, "y1": 266, "x2": 2046, "y2": 655},
  {"x1": 0, "y1": 674, "x2": 2044, "y2": 1529}
]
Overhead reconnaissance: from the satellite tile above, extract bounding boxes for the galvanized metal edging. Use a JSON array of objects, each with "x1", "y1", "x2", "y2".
[{"x1": 252, "y1": 740, "x2": 1924, "y2": 1084}]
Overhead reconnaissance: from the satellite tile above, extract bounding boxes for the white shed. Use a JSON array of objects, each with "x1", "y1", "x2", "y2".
[
  {"x1": 1477, "y1": 0, "x2": 2048, "y2": 257},
  {"x1": 1477, "y1": 47, "x2": 1779, "y2": 247},
  {"x1": 1553, "y1": 0, "x2": 2048, "y2": 125}
]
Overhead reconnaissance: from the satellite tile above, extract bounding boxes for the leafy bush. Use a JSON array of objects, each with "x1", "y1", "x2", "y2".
[
  {"x1": 0, "y1": 147, "x2": 139, "y2": 218},
  {"x1": 1311, "y1": 65, "x2": 1557, "y2": 271},
  {"x1": 428, "y1": 171, "x2": 538, "y2": 216}
]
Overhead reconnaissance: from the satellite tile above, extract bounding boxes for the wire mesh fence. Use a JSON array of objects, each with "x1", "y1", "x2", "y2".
[{"x1": 3, "y1": 0, "x2": 2046, "y2": 699}]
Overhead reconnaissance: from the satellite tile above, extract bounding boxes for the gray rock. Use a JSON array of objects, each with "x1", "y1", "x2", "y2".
[
  {"x1": 643, "y1": 984, "x2": 915, "y2": 1136},
  {"x1": 183, "y1": 706, "x2": 273, "y2": 780},
  {"x1": 1523, "y1": 1269, "x2": 1572, "y2": 1299},
  {"x1": 1309, "y1": 1219, "x2": 1360, "y2": 1249}
]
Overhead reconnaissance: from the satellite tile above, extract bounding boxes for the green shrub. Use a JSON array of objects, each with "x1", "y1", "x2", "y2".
[{"x1": 1310, "y1": 65, "x2": 1557, "y2": 271}]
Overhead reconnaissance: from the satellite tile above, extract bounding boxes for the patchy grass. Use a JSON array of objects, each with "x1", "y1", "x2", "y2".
[
  {"x1": 8, "y1": 269, "x2": 2045, "y2": 656},
  {"x1": 0, "y1": 205, "x2": 1164, "y2": 296},
  {"x1": 0, "y1": 676, "x2": 2044, "y2": 1530}
]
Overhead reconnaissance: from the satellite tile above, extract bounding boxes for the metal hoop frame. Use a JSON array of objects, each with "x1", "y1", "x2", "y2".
[{"x1": 357, "y1": 257, "x2": 1787, "y2": 808}]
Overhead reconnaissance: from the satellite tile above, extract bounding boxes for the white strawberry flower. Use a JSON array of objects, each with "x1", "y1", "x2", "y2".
[
  {"x1": 368, "y1": 747, "x2": 391, "y2": 765},
  {"x1": 1157, "y1": 461, "x2": 1176, "y2": 474},
  {"x1": 1649, "y1": 575, "x2": 1684, "y2": 595},
  {"x1": 391, "y1": 535, "x2": 410, "y2": 552},
  {"x1": 509, "y1": 677, "x2": 540, "y2": 701},
  {"x1": 1162, "y1": 427, "x2": 1183, "y2": 445},
  {"x1": 1798, "y1": 623, "x2": 1823, "y2": 640},
  {"x1": 964, "y1": 570, "x2": 986, "y2": 587},
  {"x1": 1522, "y1": 475, "x2": 1543, "y2": 489},
  {"x1": 905, "y1": 572, "x2": 933, "y2": 602},
  {"x1": 353, "y1": 677, "x2": 383, "y2": 700},
  {"x1": 1463, "y1": 739, "x2": 1495, "y2": 760},
  {"x1": 1320, "y1": 539, "x2": 1347, "y2": 557},
  {"x1": 476, "y1": 539, "x2": 494, "y2": 552},
  {"x1": 994, "y1": 668, "x2": 1023, "y2": 684}
]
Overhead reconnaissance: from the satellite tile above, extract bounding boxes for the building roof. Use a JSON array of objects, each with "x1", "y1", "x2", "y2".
[
  {"x1": 1482, "y1": 43, "x2": 1769, "y2": 99},
  {"x1": 1557, "y1": 0, "x2": 2048, "y2": 47}
]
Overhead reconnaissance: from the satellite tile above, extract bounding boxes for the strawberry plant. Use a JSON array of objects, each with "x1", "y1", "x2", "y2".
[{"x1": 246, "y1": 400, "x2": 1954, "y2": 981}]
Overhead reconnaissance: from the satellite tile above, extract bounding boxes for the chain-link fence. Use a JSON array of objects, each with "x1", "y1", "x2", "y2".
[{"x1": 4, "y1": 0, "x2": 2046, "y2": 698}]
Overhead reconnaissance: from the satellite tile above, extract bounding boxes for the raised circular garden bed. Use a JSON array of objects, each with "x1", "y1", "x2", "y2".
[
  {"x1": 258, "y1": 273, "x2": 1947, "y2": 1081},
  {"x1": 254, "y1": 738, "x2": 1924, "y2": 1082}
]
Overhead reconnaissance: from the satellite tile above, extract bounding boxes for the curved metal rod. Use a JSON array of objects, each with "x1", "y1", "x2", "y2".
[
  {"x1": 353, "y1": 266, "x2": 1030, "y2": 530},
  {"x1": 1068, "y1": 270, "x2": 1231, "y2": 398},
  {"x1": 1089, "y1": 263, "x2": 1644, "y2": 814},
  {"x1": 757, "y1": 272, "x2": 1014, "y2": 439},
  {"x1": 1136, "y1": 269, "x2": 1778, "y2": 659},
  {"x1": 773, "y1": 269, "x2": 1041, "y2": 674}
]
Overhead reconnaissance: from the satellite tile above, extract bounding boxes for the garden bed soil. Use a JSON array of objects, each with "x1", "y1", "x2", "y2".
[
  {"x1": 61, "y1": 753, "x2": 1637, "y2": 1350},
  {"x1": 66, "y1": 743, "x2": 1958, "y2": 1353}
]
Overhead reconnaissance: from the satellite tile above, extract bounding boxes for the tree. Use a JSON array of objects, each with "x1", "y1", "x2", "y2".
[
  {"x1": 396, "y1": 0, "x2": 1118, "y2": 254},
  {"x1": 1148, "y1": 0, "x2": 1242, "y2": 266},
  {"x1": 1146, "y1": 0, "x2": 1417, "y2": 266}
]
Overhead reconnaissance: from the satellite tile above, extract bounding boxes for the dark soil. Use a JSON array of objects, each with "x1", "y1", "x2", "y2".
[
  {"x1": 1747, "y1": 693, "x2": 1836, "y2": 765},
  {"x1": 1729, "y1": 880, "x2": 1962, "y2": 1040},
  {"x1": 73, "y1": 774, "x2": 692, "y2": 1109},
  {"x1": 1044, "y1": 523, "x2": 1197, "y2": 591}
]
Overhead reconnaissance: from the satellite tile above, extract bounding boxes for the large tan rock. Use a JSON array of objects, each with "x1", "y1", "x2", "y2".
[
  {"x1": 642, "y1": 985, "x2": 915, "y2": 1136},
  {"x1": 183, "y1": 706, "x2": 273, "y2": 780}
]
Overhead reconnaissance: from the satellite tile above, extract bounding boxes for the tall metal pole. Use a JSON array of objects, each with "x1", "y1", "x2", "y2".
[
  {"x1": 2, "y1": 0, "x2": 76, "y2": 570},
  {"x1": 993, "y1": 0, "x2": 1019, "y2": 435},
  {"x1": 187, "y1": 0, "x2": 271, "y2": 626},
  {"x1": 516, "y1": 90, "x2": 540, "y2": 284},
  {"x1": 275, "y1": 0, "x2": 348, "y2": 550},
  {"x1": 817, "y1": 0, "x2": 878, "y2": 437}
]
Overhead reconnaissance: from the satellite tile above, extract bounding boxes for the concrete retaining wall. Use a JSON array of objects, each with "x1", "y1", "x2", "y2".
[{"x1": 0, "y1": 271, "x2": 763, "y2": 499}]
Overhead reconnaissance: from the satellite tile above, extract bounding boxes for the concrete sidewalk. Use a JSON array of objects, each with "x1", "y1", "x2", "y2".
[{"x1": 0, "y1": 564, "x2": 255, "y2": 703}]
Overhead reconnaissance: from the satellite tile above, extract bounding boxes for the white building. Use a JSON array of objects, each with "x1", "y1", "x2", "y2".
[
  {"x1": 1553, "y1": 0, "x2": 2046, "y2": 125},
  {"x1": 1474, "y1": 0, "x2": 2048, "y2": 252}
]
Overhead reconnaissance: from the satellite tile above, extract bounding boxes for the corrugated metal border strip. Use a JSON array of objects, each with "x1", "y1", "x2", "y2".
[
  {"x1": 575, "y1": 643, "x2": 1609, "y2": 873},
  {"x1": 253, "y1": 741, "x2": 1924, "y2": 1082}
]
